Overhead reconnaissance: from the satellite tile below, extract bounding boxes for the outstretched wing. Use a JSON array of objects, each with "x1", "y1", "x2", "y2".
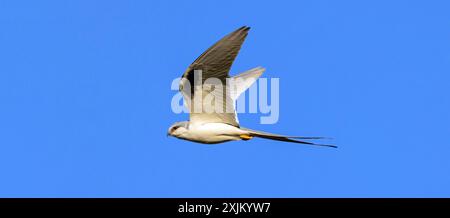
[{"x1": 179, "y1": 26, "x2": 251, "y2": 127}]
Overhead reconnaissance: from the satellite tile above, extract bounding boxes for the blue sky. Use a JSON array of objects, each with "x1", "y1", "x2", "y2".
[{"x1": 1, "y1": 0, "x2": 449, "y2": 197}]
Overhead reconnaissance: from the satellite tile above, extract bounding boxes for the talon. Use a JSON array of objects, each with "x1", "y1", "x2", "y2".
[{"x1": 240, "y1": 134, "x2": 253, "y2": 140}]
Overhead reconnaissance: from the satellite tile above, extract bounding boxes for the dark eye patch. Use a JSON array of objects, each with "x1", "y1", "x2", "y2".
[{"x1": 171, "y1": 126, "x2": 180, "y2": 132}]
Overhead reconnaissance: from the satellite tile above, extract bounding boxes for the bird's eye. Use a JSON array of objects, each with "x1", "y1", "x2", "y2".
[{"x1": 171, "y1": 126, "x2": 179, "y2": 133}]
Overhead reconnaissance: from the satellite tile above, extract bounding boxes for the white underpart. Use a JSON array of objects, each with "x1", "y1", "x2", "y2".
[{"x1": 178, "y1": 123, "x2": 248, "y2": 144}]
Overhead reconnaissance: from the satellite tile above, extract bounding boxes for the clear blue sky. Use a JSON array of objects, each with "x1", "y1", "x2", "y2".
[{"x1": 1, "y1": 0, "x2": 449, "y2": 197}]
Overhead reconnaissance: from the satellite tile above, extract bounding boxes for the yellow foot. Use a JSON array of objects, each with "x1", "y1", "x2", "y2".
[{"x1": 240, "y1": 134, "x2": 253, "y2": 140}]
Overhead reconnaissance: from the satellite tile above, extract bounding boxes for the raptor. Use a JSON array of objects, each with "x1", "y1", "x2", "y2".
[{"x1": 168, "y1": 26, "x2": 335, "y2": 148}]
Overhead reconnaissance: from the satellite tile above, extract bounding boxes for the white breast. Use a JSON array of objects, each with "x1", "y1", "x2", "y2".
[{"x1": 181, "y1": 123, "x2": 246, "y2": 144}]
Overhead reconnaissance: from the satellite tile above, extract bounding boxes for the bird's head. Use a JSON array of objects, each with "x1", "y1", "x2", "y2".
[{"x1": 167, "y1": 121, "x2": 189, "y2": 138}]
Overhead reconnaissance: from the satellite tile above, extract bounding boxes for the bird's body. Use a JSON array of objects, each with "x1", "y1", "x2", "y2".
[
  {"x1": 170, "y1": 122, "x2": 248, "y2": 144},
  {"x1": 168, "y1": 26, "x2": 335, "y2": 148}
]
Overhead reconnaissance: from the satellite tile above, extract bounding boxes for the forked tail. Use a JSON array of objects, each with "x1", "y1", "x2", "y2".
[{"x1": 241, "y1": 128, "x2": 337, "y2": 148}]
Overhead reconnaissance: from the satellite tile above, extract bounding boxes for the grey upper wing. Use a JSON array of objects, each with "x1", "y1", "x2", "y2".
[
  {"x1": 181, "y1": 26, "x2": 250, "y2": 83},
  {"x1": 179, "y1": 26, "x2": 251, "y2": 127}
]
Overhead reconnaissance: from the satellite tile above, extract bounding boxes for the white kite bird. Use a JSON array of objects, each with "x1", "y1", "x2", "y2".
[{"x1": 167, "y1": 26, "x2": 335, "y2": 148}]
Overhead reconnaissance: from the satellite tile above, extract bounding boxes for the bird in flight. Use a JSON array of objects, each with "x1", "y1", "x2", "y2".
[{"x1": 168, "y1": 26, "x2": 335, "y2": 148}]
